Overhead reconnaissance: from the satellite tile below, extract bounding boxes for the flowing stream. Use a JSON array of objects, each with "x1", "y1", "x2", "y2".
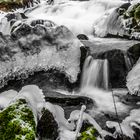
[
  {"x1": 81, "y1": 56, "x2": 109, "y2": 90},
  {"x1": 0, "y1": 0, "x2": 140, "y2": 140}
]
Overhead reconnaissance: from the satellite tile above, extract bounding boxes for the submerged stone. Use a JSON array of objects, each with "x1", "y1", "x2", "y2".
[{"x1": 77, "y1": 34, "x2": 89, "y2": 40}]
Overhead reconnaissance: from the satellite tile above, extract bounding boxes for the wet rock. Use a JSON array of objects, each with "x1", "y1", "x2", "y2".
[
  {"x1": 119, "y1": 3, "x2": 131, "y2": 11},
  {"x1": 128, "y1": 43, "x2": 140, "y2": 64},
  {"x1": 37, "y1": 109, "x2": 59, "y2": 140},
  {"x1": 11, "y1": 23, "x2": 32, "y2": 39},
  {"x1": 30, "y1": 19, "x2": 55, "y2": 27},
  {"x1": 77, "y1": 34, "x2": 89, "y2": 40},
  {"x1": 5, "y1": 13, "x2": 27, "y2": 22},
  {"x1": 44, "y1": 90, "x2": 94, "y2": 118}
]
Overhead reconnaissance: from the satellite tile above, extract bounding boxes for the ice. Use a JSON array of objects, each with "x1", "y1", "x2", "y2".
[
  {"x1": 0, "y1": 85, "x2": 45, "y2": 123},
  {"x1": 0, "y1": 90, "x2": 18, "y2": 109},
  {"x1": 107, "y1": 108, "x2": 140, "y2": 138},
  {"x1": 127, "y1": 58, "x2": 140, "y2": 95}
]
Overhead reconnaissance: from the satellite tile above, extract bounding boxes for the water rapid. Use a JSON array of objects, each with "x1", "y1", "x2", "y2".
[{"x1": 81, "y1": 56, "x2": 109, "y2": 90}]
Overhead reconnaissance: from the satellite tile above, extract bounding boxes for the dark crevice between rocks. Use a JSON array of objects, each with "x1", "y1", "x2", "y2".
[{"x1": 0, "y1": 69, "x2": 75, "y2": 93}]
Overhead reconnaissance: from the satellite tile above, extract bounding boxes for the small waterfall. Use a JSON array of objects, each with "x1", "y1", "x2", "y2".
[{"x1": 81, "y1": 56, "x2": 109, "y2": 90}]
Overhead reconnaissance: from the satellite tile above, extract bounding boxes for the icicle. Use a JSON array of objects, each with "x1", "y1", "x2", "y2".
[{"x1": 74, "y1": 105, "x2": 86, "y2": 140}]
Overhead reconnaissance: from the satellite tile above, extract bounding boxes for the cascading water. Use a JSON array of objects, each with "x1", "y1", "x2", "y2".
[
  {"x1": 0, "y1": 0, "x2": 125, "y2": 36},
  {"x1": 81, "y1": 56, "x2": 109, "y2": 90}
]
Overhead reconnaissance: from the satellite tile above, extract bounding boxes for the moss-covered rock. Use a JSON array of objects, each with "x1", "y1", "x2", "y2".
[
  {"x1": 134, "y1": 5, "x2": 140, "y2": 22},
  {"x1": 78, "y1": 127, "x2": 99, "y2": 140},
  {"x1": 0, "y1": 99, "x2": 36, "y2": 140},
  {"x1": 0, "y1": 0, "x2": 34, "y2": 11}
]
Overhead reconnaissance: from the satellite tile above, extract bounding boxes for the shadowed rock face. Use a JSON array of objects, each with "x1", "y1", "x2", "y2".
[
  {"x1": 128, "y1": 43, "x2": 140, "y2": 64},
  {"x1": 37, "y1": 109, "x2": 59, "y2": 140},
  {"x1": 0, "y1": 14, "x2": 83, "y2": 90}
]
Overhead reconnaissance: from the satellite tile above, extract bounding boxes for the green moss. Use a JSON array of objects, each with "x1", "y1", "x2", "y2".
[
  {"x1": 78, "y1": 127, "x2": 98, "y2": 140},
  {"x1": 0, "y1": 99, "x2": 36, "y2": 140},
  {"x1": 0, "y1": 0, "x2": 33, "y2": 11},
  {"x1": 0, "y1": 0, "x2": 23, "y2": 5},
  {"x1": 134, "y1": 5, "x2": 140, "y2": 22},
  {"x1": 128, "y1": 3, "x2": 140, "y2": 18}
]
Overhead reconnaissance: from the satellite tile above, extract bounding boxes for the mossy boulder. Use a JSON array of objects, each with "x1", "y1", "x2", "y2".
[
  {"x1": 134, "y1": 5, "x2": 140, "y2": 22},
  {"x1": 0, "y1": 99, "x2": 36, "y2": 140},
  {"x1": 127, "y1": 3, "x2": 140, "y2": 18},
  {"x1": 124, "y1": 3, "x2": 140, "y2": 23},
  {"x1": 0, "y1": 0, "x2": 34, "y2": 11},
  {"x1": 78, "y1": 127, "x2": 99, "y2": 140}
]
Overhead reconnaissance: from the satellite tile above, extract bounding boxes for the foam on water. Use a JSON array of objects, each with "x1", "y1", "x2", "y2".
[
  {"x1": 26, "y1": 0, "x2": 124, "y2": 36},
  {"x1": 80, "y1": 87, "x2": 129, "y2": 114}
]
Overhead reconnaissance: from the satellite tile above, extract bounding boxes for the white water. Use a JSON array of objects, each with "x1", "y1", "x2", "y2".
[
  {"x1": 0, "y1": 0, "x2": 125, "y2": 36},
  {"x1": 81, "y1": 56, "x2": 109, "y2": 90},
  {"x1": 26, "y1": 0, "x2": 124, "y2": 36}
]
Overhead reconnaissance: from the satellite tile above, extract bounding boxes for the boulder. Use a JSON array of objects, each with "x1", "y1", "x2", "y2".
[
  {"x1": 127, "y1": 43, "x2": 140, "y2": 64},
  {"x1": 77, "y1": 34, "x2": 89, "y2": 40},
  {"x1": 37, "y1": 109, "x2": 59, "y2": 140},
  {"x1": 0, "y1": 17, "x2": 82, "y2": 90}
]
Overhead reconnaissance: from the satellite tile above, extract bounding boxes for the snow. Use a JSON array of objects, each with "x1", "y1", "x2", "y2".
[
  {"x1": 107, "y1": 108, "x2": 140, "y2": 138},
  {"x1": 0, "y1": 90, "x2": 18, "y2": 109}
]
